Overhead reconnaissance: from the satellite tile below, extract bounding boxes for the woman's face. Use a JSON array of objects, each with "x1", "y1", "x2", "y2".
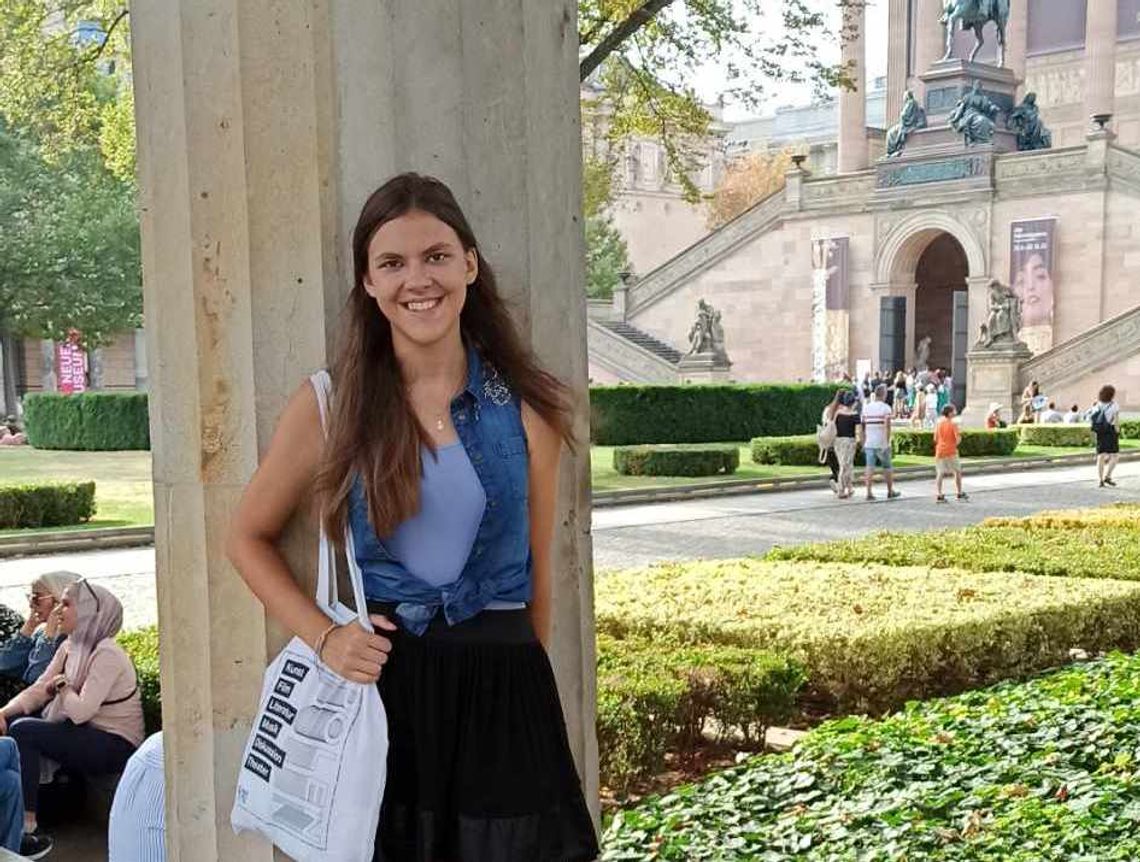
[
  {"x1": 28, "y1": 587, "x2": 55, "y2": 621},
  {"x1": 363, "y1": 210, "x2": 477, "y2": 351},
  {"x1": 1014, "y1": 253, "x2": 1054, "y2": 327},
  {"x1": 58, "y1": 587, "x2": 80, "y2": 636}
]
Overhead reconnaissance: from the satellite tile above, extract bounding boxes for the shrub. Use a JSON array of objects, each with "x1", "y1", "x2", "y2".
[
  {"x1": 1122, "y1": 419, "x2": 1140, "y2": 439},
  {"x1": 601, "y1": 654, "x2": 1140, "y2": 860},
  {"x1": 596, "y1": 559, "x2": 1140, "y2": 716},
  {"x1": 596, "y1": 635, "x2": 804, "y2": 792},
  {"x1": 23, "y1": 392, "x2": 150, "y2": 450},
  {"x1": 750, "y1": 435, "x2": 820, "y2": 466},
  {"x1": 1018, "y1": 424, "x2": 1094, "y2": 447},
  {"x1": 891, "y1": 428, "x2": 1019, "y2": 457},
  {"x1": 613, "y1": 444, "x2": 739, "y2": 477},
  {"x1": 590, "y1": 384, "x2": 835, "y2": 445},
  {"x1": 767, "y1": 508, "x2": 1140, "y2": 582},
  {"x1": 118, "y1": 626, "x2": 161, "y2": 735},
  {"x1": 0, "y1": 482, "x2": 96, "y2": 528},
  {"x1": 0, "y1": 607, "x2": 29, "y2": 705}
]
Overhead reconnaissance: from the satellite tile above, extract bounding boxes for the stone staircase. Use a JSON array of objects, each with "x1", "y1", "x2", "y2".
[
  {"x1": 597, "y1": 321, "x2": 683, "y2": 364},
  {"x1": 1019, "y1": 303, "x2": 1140, "y2": 392},
  {"x1": 586, "y1": 319, "x2": 680, "y2": 383}
]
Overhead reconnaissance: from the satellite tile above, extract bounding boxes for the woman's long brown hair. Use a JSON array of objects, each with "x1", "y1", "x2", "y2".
[{"x1": 316, "y1": 173, "x2": 574, "y2": 539}]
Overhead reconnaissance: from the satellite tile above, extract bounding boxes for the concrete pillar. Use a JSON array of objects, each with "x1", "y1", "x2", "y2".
[
  {"x1": 129, "y1": 3, "x2": 594, "y2": 862},
  {"x1": 838, "y1": 0, "x2": 868, "y2": 174},
  {"x1": 1085, "y1": 0, "x2": 1119, "y2": 125},
  {"x1": 1007, "y1": 0, "x2": 1028, "y2": 94},
  {"x1": 914, "y1": 0, "x2": 947, "y2": 76}
]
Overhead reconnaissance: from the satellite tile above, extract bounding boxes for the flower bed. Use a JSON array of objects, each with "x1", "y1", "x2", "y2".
[
  {"x1": 602, "y1": 653, "x2": 1140, "y2": 860},
  {"x1": 597, "y1": 560, "x2": 1140, "y2": 715}
]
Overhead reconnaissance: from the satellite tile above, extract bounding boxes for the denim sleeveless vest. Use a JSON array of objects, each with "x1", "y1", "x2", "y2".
[{"x1": 348, "y1": 342, "x2": 531, "y2": 635}]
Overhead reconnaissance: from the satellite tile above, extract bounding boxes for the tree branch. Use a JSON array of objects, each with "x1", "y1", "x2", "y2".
[
  {"x1": 579, "y1": 0, "x2": 676, "y2": 82},
  {"x1": 79, "y1": 9, "x2": 128, "y2": 66}
]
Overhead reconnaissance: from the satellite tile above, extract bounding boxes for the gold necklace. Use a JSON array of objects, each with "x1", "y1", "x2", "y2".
[{"x1": 424, "y1": 363, "x2": 467, "y2": 434}]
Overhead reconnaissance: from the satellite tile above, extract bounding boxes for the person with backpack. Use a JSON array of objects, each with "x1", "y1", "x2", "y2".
[{"x1": 1091, "y1": 384, "x2": 1121, "y2": 487}]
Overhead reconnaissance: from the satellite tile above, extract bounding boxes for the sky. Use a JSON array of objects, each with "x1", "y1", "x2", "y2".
[{"x1": 690, "y1": 0, "x2": 891, "y2": 122}]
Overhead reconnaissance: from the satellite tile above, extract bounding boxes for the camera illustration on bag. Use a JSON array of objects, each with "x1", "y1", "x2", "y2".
[{"x1": 236, "y1": 648, "x2": 365, "y2": 847}]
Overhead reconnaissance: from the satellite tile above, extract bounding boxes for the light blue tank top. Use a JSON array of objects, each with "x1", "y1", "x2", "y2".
[{"x1": 383, "y1": 442, "x2": 486, "y2": 587}]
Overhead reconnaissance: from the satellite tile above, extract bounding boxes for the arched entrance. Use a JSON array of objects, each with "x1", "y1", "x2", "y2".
[
  {"x1": 874, "y1": 211, "x2": 989, "y2": 410},
  {"x1": 915, "y1": 233, "x2": 969, "y2": 406}
]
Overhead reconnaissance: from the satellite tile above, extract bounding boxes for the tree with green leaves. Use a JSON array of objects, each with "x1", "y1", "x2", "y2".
[
  {"x1": 579, "y1": 0, "x2": 859, "y2": 205},
  {"x1": 585, "y1": 214, "x2": 633, "y2": 300}
]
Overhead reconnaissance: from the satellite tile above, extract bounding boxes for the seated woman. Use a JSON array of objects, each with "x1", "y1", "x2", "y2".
[
  {"x1": 0, "y1": 572, "x2": 79, "y2": 686},
  {"x1": 0, "y1": 581, "x2": 143, "y2": 858}
]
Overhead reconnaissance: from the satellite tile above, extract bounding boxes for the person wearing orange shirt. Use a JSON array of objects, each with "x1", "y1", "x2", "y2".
[{"x1": 934, "y1": 404, "x2": 968, "y2": 503}]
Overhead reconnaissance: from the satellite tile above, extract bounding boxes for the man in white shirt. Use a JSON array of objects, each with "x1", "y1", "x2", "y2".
[
  {"x1": 1039, "y1": 401, "x2": 1064, "y2": 423},
  {"x1": 859, "y1": 384, "x2": 901, "y2": 501}
]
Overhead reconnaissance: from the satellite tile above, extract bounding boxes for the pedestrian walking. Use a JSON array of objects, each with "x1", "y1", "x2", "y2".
[
  {"x1": 226, "y1": 173, "x2": 599, "y2": 861},
  {"x1": 860, "y1": 384, "x2": 900, "y2": 500},
  {"x1": 833, "y1": 392, "x2": 859, "y2": 499},
  {"x1": 934, "y1": 404, "x2": 968, "y2": 502},
  {"x1": 1092, "y1": 384, "x2": 1121, "y2": 488}
]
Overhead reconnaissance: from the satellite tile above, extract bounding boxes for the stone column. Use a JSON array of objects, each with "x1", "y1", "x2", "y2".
[
  {"x1": 1085, "y1": 0, "x2": 1118, "y2": 125},
  {"x1": 1006, "y1": 0, "x2": 1028, "y2": 94},
  {"x1": 886, "y1": 0, "x2": 909, "y2": 121},
  {"x1": 129, "y1": 3, "x2": 594, "y2": 861},
  {"x1": 838, "y1": 0, "x2": 868, "y2": 174},
  {"x1": 914, "y1": 0, "x2": 947, "y2": 76}
]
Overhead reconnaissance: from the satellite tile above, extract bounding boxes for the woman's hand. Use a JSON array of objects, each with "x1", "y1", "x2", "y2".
[
  {"x1": 43, "y1": 605, "x2": 63, "y2": 640},
  {"x1": 50, "y1": 674, "x2": 68, "y2": 694},
  {"x1": 320, "y1": 614, "x2": 397, "y2": 684},
  {"x1": 0, "y1": 713, "x2": 8, "y2": 736}
]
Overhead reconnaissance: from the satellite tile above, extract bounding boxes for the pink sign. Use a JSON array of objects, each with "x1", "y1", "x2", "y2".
[{"x1": 57, "y1": 342, "x2": 88, "y2": 394}]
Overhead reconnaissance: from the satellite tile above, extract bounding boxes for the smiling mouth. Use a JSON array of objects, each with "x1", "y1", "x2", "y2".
[{"x1": 402, "y1": 298, "x2": 442, "y2": 312}]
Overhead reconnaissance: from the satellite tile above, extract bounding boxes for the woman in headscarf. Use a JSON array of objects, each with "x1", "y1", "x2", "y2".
[
  {"x1": 0, "y1": 580, "x2": 143, "y2": 858},
  {"x1": 0, "y1": 572, "x2": 80, "y2": 686}
]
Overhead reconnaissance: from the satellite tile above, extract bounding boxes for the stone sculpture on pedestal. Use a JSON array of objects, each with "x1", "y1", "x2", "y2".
[
  {"x1": 1006, "y1": 93, "x2": 1053, "y2": 151},
  {"x1": 949, "y1": 81, "x2": 1000, "y2": 146},
  {"x1": 976, "y1": 279, "x2": 1024, "y2": 348},
  {"x1": 886, "y1": 90, "x2": 928, "y2": 158},
  {"x1": 940, "y1": 0, "x2": 1011, "y2": 66}
]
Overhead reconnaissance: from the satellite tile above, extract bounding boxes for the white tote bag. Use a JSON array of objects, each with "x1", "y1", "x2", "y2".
[{"x1": 232, "y1": 371, "x2": 388, "y2": 862}]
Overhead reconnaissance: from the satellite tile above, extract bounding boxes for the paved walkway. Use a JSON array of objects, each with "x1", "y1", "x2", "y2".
[
  {"x1": 592, "y1": 459, "x2": 1140, "y2": 570},
  {"x1": 2, "y1": 461, "x2": 1137, "y2": 628}
]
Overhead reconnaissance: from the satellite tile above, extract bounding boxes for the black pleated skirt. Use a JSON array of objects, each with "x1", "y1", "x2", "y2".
[{"x1": 369, "y1": 602, "x2": 600, "y2": 862}]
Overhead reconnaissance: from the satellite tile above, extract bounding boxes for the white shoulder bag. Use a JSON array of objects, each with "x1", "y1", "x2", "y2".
[{"x1": 231, "y1": 370, "x2": 389, "y2": 862}]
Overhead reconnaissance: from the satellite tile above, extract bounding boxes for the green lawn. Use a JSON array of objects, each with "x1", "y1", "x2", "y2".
[
  {"x1": 590, "y1": 440, "x2": 1140, "y2": 493},
  {"x1": 1, "y1": 438, "x2": 1136, "y2": 531},
  {"x1": 0, "y1": 447, "x2": 154, "y2": 533}
]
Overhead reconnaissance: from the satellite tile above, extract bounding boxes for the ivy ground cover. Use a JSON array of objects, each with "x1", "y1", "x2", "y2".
[
  {"x1": 602, "y1": 652, "x2": 1140, "y2": 861},
  {"x1": 596, "y1": 560, "x2": 1140, "y2": 715},
  {"x1": 765, "y1": 504, "x2": 1140, "y2": 583}
]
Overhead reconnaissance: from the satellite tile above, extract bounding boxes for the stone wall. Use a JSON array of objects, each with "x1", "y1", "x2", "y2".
[{"x1": 611, "y1": 190, "x2": 711, "y2": 275}]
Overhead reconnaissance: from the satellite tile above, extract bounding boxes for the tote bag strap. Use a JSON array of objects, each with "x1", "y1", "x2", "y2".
[{"x1": 309, "y1": 371, "x2": 373, "y2": 633}]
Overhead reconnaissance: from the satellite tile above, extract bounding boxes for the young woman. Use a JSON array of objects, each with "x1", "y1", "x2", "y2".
[
  {"x1": 0, "y1": 581, "x2": 143, "y2": 859},
  {"x1": 227, "y1": 173, "x2": 599, "y2": 861},
  {"x1": 832, "y1": 391, "x2": 860, "y2": 499},
  {"x1": 0, "y1": 572, "x2": 78, "y2": 686},
  {"x1": 1093, "y1": 383, "x2": 1121, "y2": 487}
]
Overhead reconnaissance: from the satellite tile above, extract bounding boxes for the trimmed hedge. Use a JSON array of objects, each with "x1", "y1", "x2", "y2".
[
  {"x1": 596, "y1": 559, "x2": 1140, "y2": 716},
  {"x1": 23, "y1": 392, "x2": 150, "y2": 450},
  {"x1": 590, "y1": 384, "x2": 834, "y2": 445},
  {"x1": 750, "y1": 434, "x2": 822, "y2": 466},
  {"x1": 751, "y1": 429, "x2": 1020, "y2": 466},
  {"x1": 597, "y1": 635, "x2": 804, "y2": 792},
  {"x1": 613, "y1": 444, "x2": 739, "y2": 477},
  {"x1": 1018, "y1": 424, "x2": 1094, "y2": 447},
  {"x1": 0, "y1": 482, "x2": 96, "y2": 528},
  {"x1": 118, "y1": 626, "x2": 161, "y2": 735},
  {"x1": 893, "y1": 427, "x2": 1020, "y2": 457},
  {"x1": 602, "y1": 654, "x2": 1140, "y2": 859},
  {"x1": 1123, "y1": 419, "x2": 1140, "y2": 439},
  {"x1": 766, "y1": 506, "x2": 1140, "y2": 583}
]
